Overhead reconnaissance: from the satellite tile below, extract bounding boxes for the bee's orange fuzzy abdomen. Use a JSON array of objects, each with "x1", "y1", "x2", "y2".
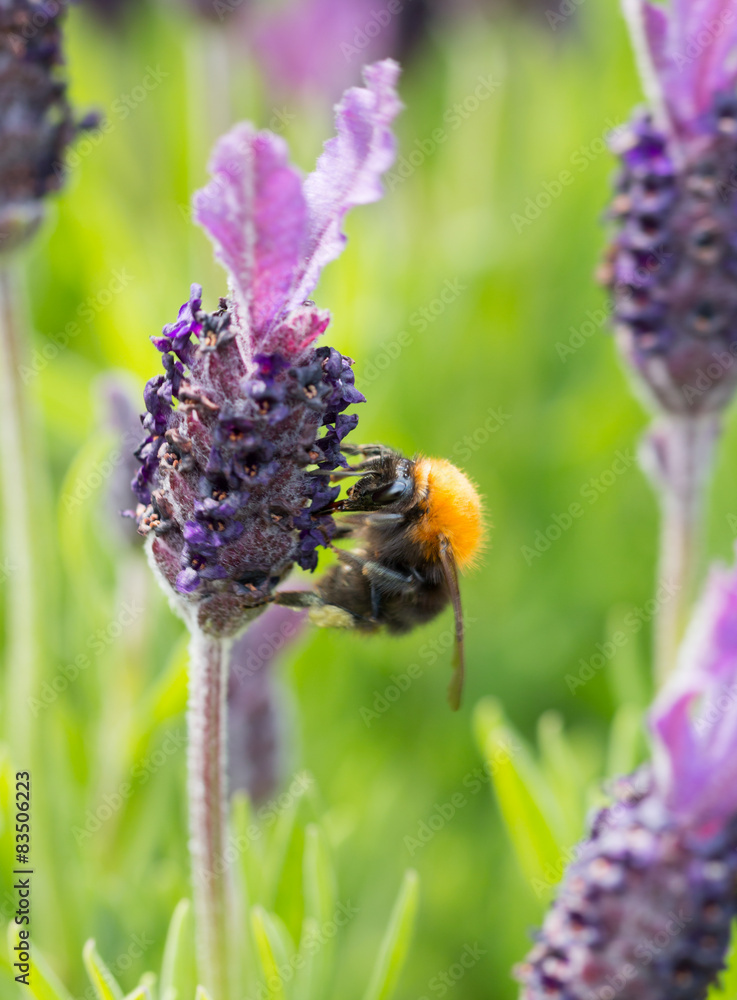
[{"x1": 410, "y1": 458, "x2": 486, "y2": 571}]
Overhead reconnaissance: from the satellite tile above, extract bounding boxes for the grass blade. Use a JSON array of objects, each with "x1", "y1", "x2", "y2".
[
  {"x1": 82, "y1": 940, "x2": 125, "y2": 1000},
  {"x1": 362, "y1": 869, "x2": 419, "y2": 1000}
]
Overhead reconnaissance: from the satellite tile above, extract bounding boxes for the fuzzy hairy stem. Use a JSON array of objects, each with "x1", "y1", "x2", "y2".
[
  {"x1": 0, "y1": 265, "x2": 37, "y2": 764},
  {"x1": 650, "y1": 415, "x2": 719, "y2": 686},
  {"x1": 188, "y1": 628, "x2": 235, "y2": 999}
]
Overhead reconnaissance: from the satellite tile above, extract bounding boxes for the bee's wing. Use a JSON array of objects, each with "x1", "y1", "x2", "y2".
[{"x1": 439, "y1": 535, "x2": 464, "y2": 711}]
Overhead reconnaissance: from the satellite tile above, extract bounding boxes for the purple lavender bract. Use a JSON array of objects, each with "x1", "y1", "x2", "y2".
[
  {"x1": 517, "y1": 556, "x2": 737, "y2": 1000},
  {"x1": 132, "y1": 60, "x2": 401, "y2": 637},
  {"x1": 601, "y1": 0, "x2": 737, "y2": 414}
]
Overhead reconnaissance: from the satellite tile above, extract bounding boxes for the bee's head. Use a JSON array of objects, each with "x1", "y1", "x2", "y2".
[{"x1": 333, "y1": 454, "x2": 418, "y2": 513}]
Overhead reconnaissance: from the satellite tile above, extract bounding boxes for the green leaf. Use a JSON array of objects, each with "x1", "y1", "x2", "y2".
[
  {"x1": 474, "y1": 698, "x2": 563, "y2": 895},
  {"x1": 6, "y1": 924, "x2": 74, "y2": 1000},
  {"x1": 605, "y1": 703, "x2": 646, "y2": 780},
  {"x1": 231, "y1": 792, "x2": 262, "y2": 905},
  {"x1": 295, "y1": 825, "x2": 337, "y2": 1000},
  {"x1": 159, "y1": 899, "x2": 196, "y2": 1000},
  {"x1": 250, "y1": 907, "x2": 290, "y2": 1000},
  {"x1": 604, "y1": 605, "x2": 651, "y2": 710},
  {"x1": 123, "y1": 988, "x2": 153, "y2": 1000},
  {"x1": 362, "y1": 869, "x2": 419, "y2": 1000},
  {"x1": 302, "y1": 825, "x2": 336, "y2": 927},
  {"x1": 82, "y1": 940, "x2": 125, "y2": 1000},
  {"x1": 537, "y1": 711, "x2": 586, "y2": 844},
  {"x1": 262, "y1": 779, "x2": 309, "y2": 910},
  {"x1": 57, "y1": 432, "x2": 117, "y2": 619},
  {"x1": 708, "y1": 924, "x2": 737, "y2": 999}
]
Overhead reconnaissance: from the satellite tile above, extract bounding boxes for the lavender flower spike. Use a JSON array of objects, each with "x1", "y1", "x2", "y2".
[
  {"x1": 132, "y1": 60, "x2": 401, "y2": 638},
  {"x1": 602, "y1": 0, "x2": 737, "y2": 414},
  {"x1": 0, "y1": 0, "x2": 92, "y2": 252},
  {"x1": 517, "y1": 555, "x2": 737, "y2": 1000}
]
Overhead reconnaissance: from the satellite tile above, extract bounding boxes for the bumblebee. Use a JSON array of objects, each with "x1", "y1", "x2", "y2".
[{"x1": 276, "y1": 445, "x2": 485, "y2": 709}]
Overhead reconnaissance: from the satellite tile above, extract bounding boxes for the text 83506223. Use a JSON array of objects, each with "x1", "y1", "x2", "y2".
[{"x1": 13, "y1": 772, "x2": 32, "y2": 986}]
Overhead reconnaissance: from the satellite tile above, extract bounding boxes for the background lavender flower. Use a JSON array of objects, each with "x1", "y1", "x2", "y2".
[
  {"x1": 227, "y1": 601, "x2": 306, "y2": 803},
  {"x1": 132, "y1": 60, "x2": 401, "y2": 638},
  {"x1": 0, "y1": 0, "x2": 91, "y2": 252},
  {"x1": 517, "y1": 556, "x2": 737, "y2": 1000},
  {"x1": 601, "y1": 0, "x2": 737, "y2": 414}
]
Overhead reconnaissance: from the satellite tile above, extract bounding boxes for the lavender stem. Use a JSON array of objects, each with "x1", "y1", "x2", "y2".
[
  {"x1": 0, "y1": 265, "x2": 37, "y2": 763},
  {"x1": 653, "y1": 414, "x2": 718, "y2": 686},
  {"x1": 188, "y1": 628, "x2": 235, "y2": 999}
]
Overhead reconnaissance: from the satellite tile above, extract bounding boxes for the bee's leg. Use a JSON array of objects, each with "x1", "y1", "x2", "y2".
[
  {"x1": 331, "y1": 548, "x2": 417, "y2": 620},
  {"x1": 272, "y1": 588, "x2": 376, "y2": 630},
  {"x1": 341, "y1": 443, "x2": 394, "y2": 458},
  {"x1": 271, "y1": 591, "x2": 324, "y2": 610}
]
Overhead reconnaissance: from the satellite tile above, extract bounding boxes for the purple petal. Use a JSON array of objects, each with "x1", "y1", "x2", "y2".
[
  {"x1": 287, "y1": 59, "x2": 402, "y2": 309},
  {"x1": 640, "y1": 0, "x2": 737, "y2": 128},
  {"x1": 650, "y1": 556, "x2": 737, "y2": 826},
  {"x1": 193, "y1": 126, "x2": 307, "y2": 340},
  {"x1": 176, "y1": 567, "x2": 201, "y2": 594},
  {"x1": 643, "y1": 2, "x2": 669, "y2": 77}
]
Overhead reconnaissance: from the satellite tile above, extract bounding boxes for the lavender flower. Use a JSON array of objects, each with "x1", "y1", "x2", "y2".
[
  {"x1": 601, "y1": 0, "x2": 737, "y2": 414},
  {"x1": 227, "y1": 602, "x2": 306, "y2": 804},
  {"x1": 0, "y1": 0, "x2": 91, "y2": 251},
  {"x1": 517, "y1": 556, "x2": 737, "y2": 1000},
  {"x1": 132, "y1": 60, "x2": 401, "y2": 638}
]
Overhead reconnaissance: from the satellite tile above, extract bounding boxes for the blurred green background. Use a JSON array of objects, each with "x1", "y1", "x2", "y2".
[{"x1": 4, "y1": 0, "x2": 737, "y2": 997}]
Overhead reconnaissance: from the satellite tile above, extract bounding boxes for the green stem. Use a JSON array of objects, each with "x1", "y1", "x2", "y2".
[
  {"x1": 188, "y1": 628, "x2": 234, "y2": 1000},
  {"x1": 652, "y1": 414, "x2": 718, "y2": 687},
  {"x1": 0, "y1": 265, "x2": 38, "y2": 765}
]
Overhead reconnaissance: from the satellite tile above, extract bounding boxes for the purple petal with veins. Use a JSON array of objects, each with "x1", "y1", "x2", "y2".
[
  {"x1": 193, "y1": 127, "x2": 307, "y2": 342},
  {"x1": 287, "y1": 59, "x2": 403, "y2": 309}
]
